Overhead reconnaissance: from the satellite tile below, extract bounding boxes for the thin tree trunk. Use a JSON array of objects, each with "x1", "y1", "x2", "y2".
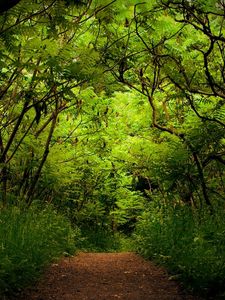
[
  {"x1": 191, "y1": 151, "x2": 211, "y2": 207},
  {"x1": 0, "y1": 131, "x2": 7, "y2": 206},
  {"x1": 0, "y1": 100, "x2": 29, "y2": 163},
  {"x1": 26, "y1": 112, "x2": 57, "y2": 206},
  {"x1": 0, "y1": 100, "x2": 29, "y2": 205}
]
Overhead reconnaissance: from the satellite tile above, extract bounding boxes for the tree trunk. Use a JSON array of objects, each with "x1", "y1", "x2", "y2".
[
  {"x1": 191, "y1": 151, "x2": 211, "y2": 207},
  {"x1": 26, "y1": 112, "x2": 57, "y2": 206},
  {"x1": 0, "y1": 132, "x2": 7, "y2": 206}
]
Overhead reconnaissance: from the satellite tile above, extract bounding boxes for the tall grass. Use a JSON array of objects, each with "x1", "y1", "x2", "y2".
[
  {"x1": 134, "y1": 203, "x2": 225, "y2": 297},
  {"x1": 0, "y1": 205, "x2": 77, "y2": 296}
]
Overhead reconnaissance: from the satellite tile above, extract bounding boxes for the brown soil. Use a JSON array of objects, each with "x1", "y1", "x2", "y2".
[{"x1": 18, "y1": 252, "x2": 200, "y2": 300}]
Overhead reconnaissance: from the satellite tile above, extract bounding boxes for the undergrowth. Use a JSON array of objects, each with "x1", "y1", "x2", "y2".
[
  {"x1": 134, "y1": 202, "x2": 225, "y2": 298},
  {"x1": 0, "y1": 205, "x2": 78, "y2": 297},
  {"x1": 77, "y1": 227, "x2": 134, "y2": 252}
]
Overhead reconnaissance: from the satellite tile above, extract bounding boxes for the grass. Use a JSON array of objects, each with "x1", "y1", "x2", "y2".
[
  {"x1": 0, "y1": 205, "x2": 78, "y2": 297},
  {"x1": 134, "y1": 203, "x2": 225, "y2": 298}
]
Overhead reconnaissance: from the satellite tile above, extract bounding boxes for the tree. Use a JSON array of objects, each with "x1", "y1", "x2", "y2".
[
  {"x1": 96, "y1": 0, "x2": 225, "y2": 207},
  {"x1": 0, "y1": 0, "x2": 117, "y2": 205}
]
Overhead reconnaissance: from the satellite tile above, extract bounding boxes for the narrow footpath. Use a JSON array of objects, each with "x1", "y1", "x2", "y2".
[{"x1": 19, "y1": 252, "x2": 200, "y2": 300}]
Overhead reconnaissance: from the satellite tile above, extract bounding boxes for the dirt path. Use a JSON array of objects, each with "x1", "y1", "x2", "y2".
[{"x1": 18, "y1": 252, "x2": 200, "y2": 300}]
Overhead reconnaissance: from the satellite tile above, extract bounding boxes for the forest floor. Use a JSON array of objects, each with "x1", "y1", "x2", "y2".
[{"x1": 17, "y1": 252, "x2": 201, "y2": 300}]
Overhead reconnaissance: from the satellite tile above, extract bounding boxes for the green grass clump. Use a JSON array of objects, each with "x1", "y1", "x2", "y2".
[
  {"x1": 0, "y1": 205, "x2": 78, "y2": 296},
  {"x1": 134, "y1": 203, "x2": 225, "y2": 297}
]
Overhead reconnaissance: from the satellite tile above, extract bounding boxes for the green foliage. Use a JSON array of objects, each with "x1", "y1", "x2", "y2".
[
  {"x1": 0, "y1": 0, "x2": 224, "y2": 297},
  {"x1": 0, "y1": 205, "x2": 78, "y2": 296},
  {"x1": 77, "y1": 228, "x2": 134, "y2": 252},
  {"x1": 134, "y1": 203, "x2": 225, "y2": 296}
]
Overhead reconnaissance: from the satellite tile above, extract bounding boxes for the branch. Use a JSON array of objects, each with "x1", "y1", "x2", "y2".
[
  {"x1": 0, "y1": 0, "x2": 57, "y2": 35},
  {"x1": 35, "y1": 103, "x2": 67, "y2": 138},
  {"x1": 6, "y1": 117, "x2": 36, "y2": 163},
  {"x1": 0, "y1": 99, "x2": 30, "y2": 163},
  {"x1": 79, "y1": 0, "x2": 117, "y2": 24},
  {"x1": 186, "y1": 94, "x2": 225, "y2": 128},
  {"x1": 203, "y1": 152, "x2": 225, "y2": 167}
]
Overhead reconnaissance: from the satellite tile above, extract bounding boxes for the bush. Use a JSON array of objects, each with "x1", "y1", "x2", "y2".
[
  {"x1": 0, "y1": 205, "x2": 78, "y2": 296},
  {"x1": 134, "y1": 203, "x2": 225, "y2": 297}
]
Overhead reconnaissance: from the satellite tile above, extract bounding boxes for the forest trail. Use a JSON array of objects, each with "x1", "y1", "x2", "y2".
[{"x1": 18, "y1": 252, "x2": 200, "y2": 300}]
